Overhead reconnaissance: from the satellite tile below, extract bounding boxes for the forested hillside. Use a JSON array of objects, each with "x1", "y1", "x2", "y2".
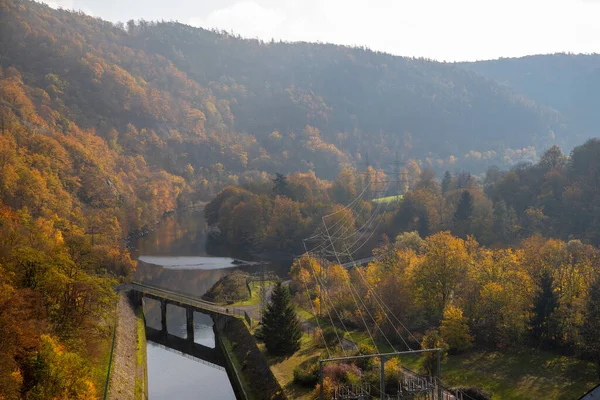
[
  {"x1": 460, "y1": 53, "x2": 600, "y2": 144},
  {"x1": 208, "y1": 140, "x2": 600, "y2": 257},
  {"x1": 206, "y1": 140, "x2": 600, "y2": 399},
  {"x1": 1, "y1": 0, "x2": 569, "y2": 186},
  {"x1": 125, "y1": 23, "x2": 565, "y2": 173},
  {"x1": 0, "y1": 0, "x2": 599, "y2": 397}
]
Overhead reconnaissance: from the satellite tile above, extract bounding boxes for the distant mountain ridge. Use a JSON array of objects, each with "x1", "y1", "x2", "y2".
[
  {"x1": 459, "y1": 53, "x2": 600, "y2": 146},
  {"x1": 0, "y1": 0, "x2": 573, "y2": 188}
]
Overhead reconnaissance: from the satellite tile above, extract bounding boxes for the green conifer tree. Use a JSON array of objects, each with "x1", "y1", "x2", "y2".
[
  {"x1": 441, "y1": 171, "x2": 452, "y2": 194},
  {"x1": 260, "y1": 282, "x2": 302, "y2": 355}
]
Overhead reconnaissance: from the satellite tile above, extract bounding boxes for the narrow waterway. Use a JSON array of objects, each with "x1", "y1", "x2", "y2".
[
  {"x1": 132, "y1": 207, "x2": 292, "y2": 399},
  {"x1": 132, "y1": 208, "x2": 238, "y2": 400}
]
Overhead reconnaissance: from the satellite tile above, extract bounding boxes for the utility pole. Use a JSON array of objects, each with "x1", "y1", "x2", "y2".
[
  {"x1": 362, "y1": 152, "x2": 372, "y2": 201},
  {"x1": 260, "y1": 262, "x2": 265, "y2": 323},
  {"x1": 319, "y1": 360, "x2": 324, "y2": 400},
  {"x1": 380, "y1": 356, "x2": 386, "y2": 399},
  {"x1": 319, "y1": 349, "x2": 443, "y2": 400},
  {"x1": 391, "y1": 151, "x2": 404, "y2": 196},
  {"x1": 87, "y1": 226, "x2": 99, "y2": 246},
  {"x1": 437, "y1": 348, "x2": 442, "y2": 400},
  {"x1": 380, "y1": 151, "x2": 406, "y2": 198}
]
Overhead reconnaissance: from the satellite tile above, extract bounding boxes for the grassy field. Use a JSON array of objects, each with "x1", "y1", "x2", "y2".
[
  {"x1": 372, "y1": 195, "x2": 403, "y2": 204},
  {"x1": 92, "y1": 316, "x2": 116, "y2": 399},
  {"x1": 135, "y1": 308, "x2": 147, "y2": 400},
  {"x1": 230, "y1": 280, "x2": 275, "y2": 306},
  {"x1": 295, "y1": 308, "x2": 599, "y2": 399},
  {"x1": 260, "y1": 334, "x2": 320, "y2": 400},
  {"x1": 401, "y1": 349, "x2": 599, "y2": 399}
]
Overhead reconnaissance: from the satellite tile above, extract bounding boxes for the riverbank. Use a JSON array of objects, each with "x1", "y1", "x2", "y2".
[{"x1": 108, "y1": 293, "x2": 147, "y2": 400}]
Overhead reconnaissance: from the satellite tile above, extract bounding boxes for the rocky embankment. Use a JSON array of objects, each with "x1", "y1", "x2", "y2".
[{"x1": 109, "y1": 293, "x2": 145, "y2": 400}]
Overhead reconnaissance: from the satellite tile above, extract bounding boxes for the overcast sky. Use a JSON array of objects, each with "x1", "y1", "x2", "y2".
[{"x1": 43, "y1": 0, "x2": 600, "y2": 61}]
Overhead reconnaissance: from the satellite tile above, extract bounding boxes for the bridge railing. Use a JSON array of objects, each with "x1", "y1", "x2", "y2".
[{"x1": 131, "y1": 282, "x2": 246, "y2": 318}]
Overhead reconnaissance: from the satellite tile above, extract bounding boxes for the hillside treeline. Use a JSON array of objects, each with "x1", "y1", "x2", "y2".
[
  {"x1": 460, "y1": 53, "x2": 600, "y2": 140},
  {"x1": 206, "y1": 139, "x2": 600, "y2": 260},
  {"x1": 1, "y1": 0, "x2": 569, "y2": 190},
  {"x1": 1, "y1": 0, "x2": 600, "y2": 396},
  {"x1": 208, "y1": 139, "x2": 600, "y2": 371},
  {"x1": 0, "y1": 66, "x2": 142, "y2": 397},
  {"x1": 291, "y1": 231, "x2": 600, "y2": 373}
]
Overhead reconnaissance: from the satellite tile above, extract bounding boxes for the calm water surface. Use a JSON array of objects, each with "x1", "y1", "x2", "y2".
[
  {"x1": 134, "y1": 208, "x2": 291, "y2": 399},
  {"x1": 147, "y1": 342, "x2": 234, "y2": 400},
  {"x1": 134, "y1": 208, "x2": 237, "y2": 400}
]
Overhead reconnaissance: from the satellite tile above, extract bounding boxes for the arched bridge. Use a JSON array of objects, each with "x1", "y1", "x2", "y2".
[{"x1": 127, "y1": 282, "x2": 243, "y2": 369}]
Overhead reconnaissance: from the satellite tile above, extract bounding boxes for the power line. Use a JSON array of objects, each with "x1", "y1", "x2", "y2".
[
  {"x1": 339, "y1": 190, "x2": 423, "y2": 348},
  {"x1": 340, "y1": 183, "x2": 395, "y2": 260},
  {"x1": 305, "y1": 177, "x2": 376, "y2": 255},
  {"x1": 345, "y1": 276, "x2": 396, "y2": 352},
  {"x1": 303, "y1": 243, "x2": 352, "y2": 356},
  {"x1": 322, "y1": 218, "x2": 380, "y2": 353},
  {"x1": 309, "y1": 263, "x2": 347, "y2": 356},
  {"x1": 327, "y1": 182, "x2": 420, "y2": 351},
  {"x1": 343, "y1": 244, "x2": 412, "y2": 351},
  {"x1": 348, "y1": 257, "x2": 416, "y2": 351},
  {"x1": 305, "y1": 253, "x2": 359, "y2": 353},
  {"x1": 301, "y1": 277, "x2": 331, "y2": 358},
  {"x1": 317, "y1": 180, "x2": 390, "y2": 263},
  {"x1": 352, "y1": 263, "x2": 422, "y2": 348},
  {"x1": 321, "y1": 187, "x2": 403, "y2": 353},
  {"x1": 311, "y1": 182, "x2": 400, "y2": 355}
]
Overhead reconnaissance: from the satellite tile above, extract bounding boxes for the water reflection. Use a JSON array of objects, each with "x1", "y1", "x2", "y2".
[
  {"x1": 130, "y1": 208, "x2": 209, "y2": 259},
  {"x1": 135, "y1": 208, "x2": 291, "y2": 400},
  {"x1": 147, "y1": 342, "x2": 235, "y2": 400},
  {"x1": 143, "y1": 297, "x2": 215, "y2": 347},
  {"x1": 138, "y1": 256, "x2": 239, "y2": 270},
  {"x1": 136, "y1": 209, "x2": 235, "y2": 399}
]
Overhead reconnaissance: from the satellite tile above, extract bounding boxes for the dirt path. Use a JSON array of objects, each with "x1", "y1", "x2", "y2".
[
  {"x1": 108, "y1": 293, "x2": 137, "y2": 400},
  {"x1": 230, "y1": 280, "x2": 287, "y2": 320}
]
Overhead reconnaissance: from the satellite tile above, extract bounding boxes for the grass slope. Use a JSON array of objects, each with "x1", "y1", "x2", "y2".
[
  {"x1": 260, "y1": 334, "x2": 319, "y2": 400},
  {"x1": 135, "y1": 308, "x2": 147, "y2": 400},
  {"x1": 372, "y1": 195, "x2": 403, "y2": 204},
  {"x1": 392, "y1": 350, "x2": 599, "y2": 399},
  {"x1": 231, "y1": 281, "x2": 276, "y2": 307},
  {"x1": 296, "y1": 309, "x2": 599, "y2": 399},
  {"x1": 221, "y1": 335, "x2": 258, "y2": 400}
]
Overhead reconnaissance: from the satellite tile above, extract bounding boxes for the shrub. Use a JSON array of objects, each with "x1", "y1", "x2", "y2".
[
  {"x1": 384, "y1": 358, "x2": 402, "y2": 393},
  {"x1": 323, "y1": 363, "x2": 362, "y2": 384},
  {"x1": 353, "y1": 343, "x2": 377, "y2": 370},
  {"x1": 312, "y1": 327, "x2": 325, "y2": 348},
  {"x1": 454, "y1": 387, "x2": 492, "y2": 400},
  {"x1": 322, "y1": 327, "x2": 342, "y2": 348},
  {"x1": 313, "y1": 377, "x2": 335, "y2": 399},
  {"x1": 293, "y1": 365, "x2": 318, "y2": 387}
]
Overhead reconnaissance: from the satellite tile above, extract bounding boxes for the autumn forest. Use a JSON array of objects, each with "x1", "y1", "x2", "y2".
[{"x1": 1, "y1": 0, "x2": 600, "y2": 398}]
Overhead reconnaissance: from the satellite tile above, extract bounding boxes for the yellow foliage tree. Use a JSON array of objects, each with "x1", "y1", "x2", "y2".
[
  {"x1": 440, "y1": 304, "x2": 473, "y2": 353},
  {"x1": 411, "y1": 232, "x2": 472, "y2": 318}
]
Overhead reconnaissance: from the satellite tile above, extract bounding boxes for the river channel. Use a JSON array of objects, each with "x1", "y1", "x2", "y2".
[{"x1": 131, "y1": 207, "x2": 288, "y2": 399}]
